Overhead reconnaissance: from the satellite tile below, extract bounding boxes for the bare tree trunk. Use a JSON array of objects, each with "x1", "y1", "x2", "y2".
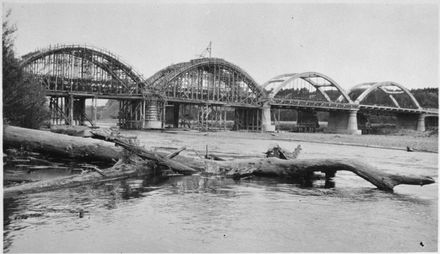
[
  {"x1": 204, "y1": 158, "x2": 435, "y2": 191},
  {"x1": 3, "y1": 125, "x2": 122, "y2": 162}
]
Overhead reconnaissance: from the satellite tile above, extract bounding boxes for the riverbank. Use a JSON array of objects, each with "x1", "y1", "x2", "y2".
[
  {"x1": 98, "y1": 119, "x2": 438, "y2": 153},
  {"x1": 131, "y1": 129, "x2": 438, "y2": 153}
]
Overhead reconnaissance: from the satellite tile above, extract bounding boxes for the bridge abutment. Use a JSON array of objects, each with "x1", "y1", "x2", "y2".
[{"x1": 327, "y1": 110, "x2": 361, "y2": 135}]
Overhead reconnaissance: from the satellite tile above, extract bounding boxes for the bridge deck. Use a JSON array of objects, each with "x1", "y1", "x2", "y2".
[
  {"x1": 270, "y1": 98, "x2": 359, "y2": 111},
  {"x1": 46, "y1": 89, "x2": 438, "y2": 116}
]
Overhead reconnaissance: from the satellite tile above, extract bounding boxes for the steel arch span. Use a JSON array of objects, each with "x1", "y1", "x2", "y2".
[
  {"x1": 262, "y1": 72, "x2": 353, "y2": 103},
  {"x1": 145, "y1": 58, "x2": 267, "y2": 106},
  {"x1": 21, "y1": 44, "x2": 146, "y2": 96},
  {"x1": 347, "y1": 81, "x2": 421, "y2": 109}
]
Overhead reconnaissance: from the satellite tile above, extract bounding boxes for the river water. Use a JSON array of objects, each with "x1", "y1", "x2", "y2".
[{"x1": 3, "y1": 133, "x2": 438, "y2": 252}]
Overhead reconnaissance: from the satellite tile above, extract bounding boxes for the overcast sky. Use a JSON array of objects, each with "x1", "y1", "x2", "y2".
[{"x1": 3, "y1": 1, "x2": 439, "y2": 90}]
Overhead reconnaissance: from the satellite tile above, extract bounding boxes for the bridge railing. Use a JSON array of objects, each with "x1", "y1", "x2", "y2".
[
  {"x1": 271, "y1": 98, "x2": 358, "y2": 110},
  {"x1": 358, "y1": 104, "x2": 437, "y2": 114}
]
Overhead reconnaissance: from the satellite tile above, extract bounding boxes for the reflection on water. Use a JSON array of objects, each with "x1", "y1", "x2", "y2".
[{"x1": 4, "y1": 170, "x2": 437, "y2": 253}]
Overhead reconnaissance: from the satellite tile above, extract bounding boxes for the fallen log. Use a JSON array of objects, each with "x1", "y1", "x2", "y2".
[
  {"x1": 91, "y1": 133, "x2": 435, "y2": 191},
  {"x1": 3, "y1": 137, "x2": 197, "y2": 197},
  {"x1": 91, "y1": 131, "x2": 198, "y2": 175},
  {"x1": 4, "y1": 125, "x2": 122, "y2": 162},
  {"x1": 203, "y1": 158, "x2": 435, "y2": 191},
  {"x1": 109, "y1": 138, "x2": 198, "y2": 175},
  {"x1": 5, "y1": 154, "x2": 434, "y2": 196},
  {"x1": 3, "y1": 126, "x2": 435, "y2": 196},
  {"x1": 101, "y1": 138, "x2": 435, "y2": 191},
  {"x1": 165, "y1": 146, "x2": 187, "y2": 159}
]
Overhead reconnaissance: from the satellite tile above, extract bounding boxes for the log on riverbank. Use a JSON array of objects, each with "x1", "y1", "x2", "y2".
[
  {"x1": 98, "y1": 137, "x2": 434, "y2": 191},
  {"x1": 3, "y1": 125, "x2": 122, "y2": 162},
  {"x1": 3, "y1": 126, "x2": 435, "y2": 196},
  {"x1": 204, "y1": 158, "x2": 434, "y2": 191},
  {"x1": 5, "y1": 153, "x2": 434, "y2": 197}
]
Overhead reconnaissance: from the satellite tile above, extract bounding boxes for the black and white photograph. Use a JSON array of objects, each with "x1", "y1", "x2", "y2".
[{"x1": 2, "y1": 0, "x2": 438, "y2": 252}]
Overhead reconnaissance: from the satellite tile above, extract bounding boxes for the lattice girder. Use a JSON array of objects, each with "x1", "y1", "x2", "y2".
[
  {"x1": 21, "y1": 45, "x2": 145, "y2": 95},
  {"x1": 145, "y1": 58, "x2": 267, "y2": 106}
]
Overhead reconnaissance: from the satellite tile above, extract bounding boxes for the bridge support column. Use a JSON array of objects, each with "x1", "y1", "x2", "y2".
[
  {"x1": 77, "y1": 98, "x2": 86, "y2": 126},
  {"x1": 173, "y1": 104, "x2": 180, "y2": 128},
  {"x1": 66, "y1": 95, "x2": 74, "y2": 126},
  {"x1": 91, "y1": 97, "x2": 97, "y2": 125},
  {"x1": 417, "y1": 114, "x2": 426, "y2": 132},
  {"x1": 261, "y1": 104, "x2": 275, "y2": 132},
  {"x1": 347, "y1": 110, "x2": 359, "y2": 134},
  {"x1": 327, "y1": 110, "x2": 361, "y2": 135},
  {"x1": 144, "y1": 100, "x2": 162, "y2": 129}
]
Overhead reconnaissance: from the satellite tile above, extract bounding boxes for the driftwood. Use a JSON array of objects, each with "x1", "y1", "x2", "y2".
[
  {"x1": 3, "y1": 126, "x2": 435, "y2": 196},
  {"x1": 203, "y1": 158, "x2": 434, "y2": 191},
  {"x1": 4, "y1": 125, "x2": 122, "y2": 162},
  {"x1": 4, "y1": 135, "x2": 196, "y2": 197},
  {"x1": 97, "y1": 137, "x2": 435, "y2": 191},
  {"x1": 166, "y1": 146, "x2": 187, "y2": 159},
  {"x1": 107, "y1": 137, "x2": 198, "y2": 175}
]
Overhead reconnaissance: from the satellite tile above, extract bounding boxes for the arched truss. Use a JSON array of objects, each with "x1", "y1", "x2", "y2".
[
  {"x1": 20, "y1": 45, "x2": 146, "y2": 95},
  {"x1": 144, "y1": 58, "x2": 267, "y2": 105},
  {"x1": 262, "y1": 72, "x2": 353, "y2": 103},
  {"x1": 347, "y1": 81, "x2": 421, "y2": 109}
]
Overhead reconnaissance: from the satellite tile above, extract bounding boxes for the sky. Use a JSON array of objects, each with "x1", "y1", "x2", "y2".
[{"x1": 3, "y1": 0, "x2": 439, "y2": 91}]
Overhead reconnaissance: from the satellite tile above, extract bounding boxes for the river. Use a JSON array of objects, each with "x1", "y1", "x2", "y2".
[{"x1": 3, "y1": 132, "x2": 438, "y2": 252}]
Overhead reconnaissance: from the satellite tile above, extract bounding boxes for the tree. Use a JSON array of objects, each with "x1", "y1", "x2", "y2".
[{"x1": 2, "y1": 10, "x2": 49, "y2": 129}]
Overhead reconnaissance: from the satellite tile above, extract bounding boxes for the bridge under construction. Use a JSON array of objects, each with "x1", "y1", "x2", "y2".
[{"x1": 21, "y1": 44, "x2": 438, "y2": 134}]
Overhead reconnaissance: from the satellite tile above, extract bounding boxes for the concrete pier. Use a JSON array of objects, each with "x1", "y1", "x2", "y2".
[
  {"x1": 144, "y1": 101, "x2": 162, "y2": 129},
  {"x1": 417, "y1": 114, "x2": 426, "y2": 132},
  {"x1": 261, "y1": 104, "x2": 275, "y2": 132}
]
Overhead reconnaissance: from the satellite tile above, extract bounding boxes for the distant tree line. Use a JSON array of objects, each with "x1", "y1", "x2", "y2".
[{"x1": 410, "y1": 88, "x2": 438, "y2": 108}]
